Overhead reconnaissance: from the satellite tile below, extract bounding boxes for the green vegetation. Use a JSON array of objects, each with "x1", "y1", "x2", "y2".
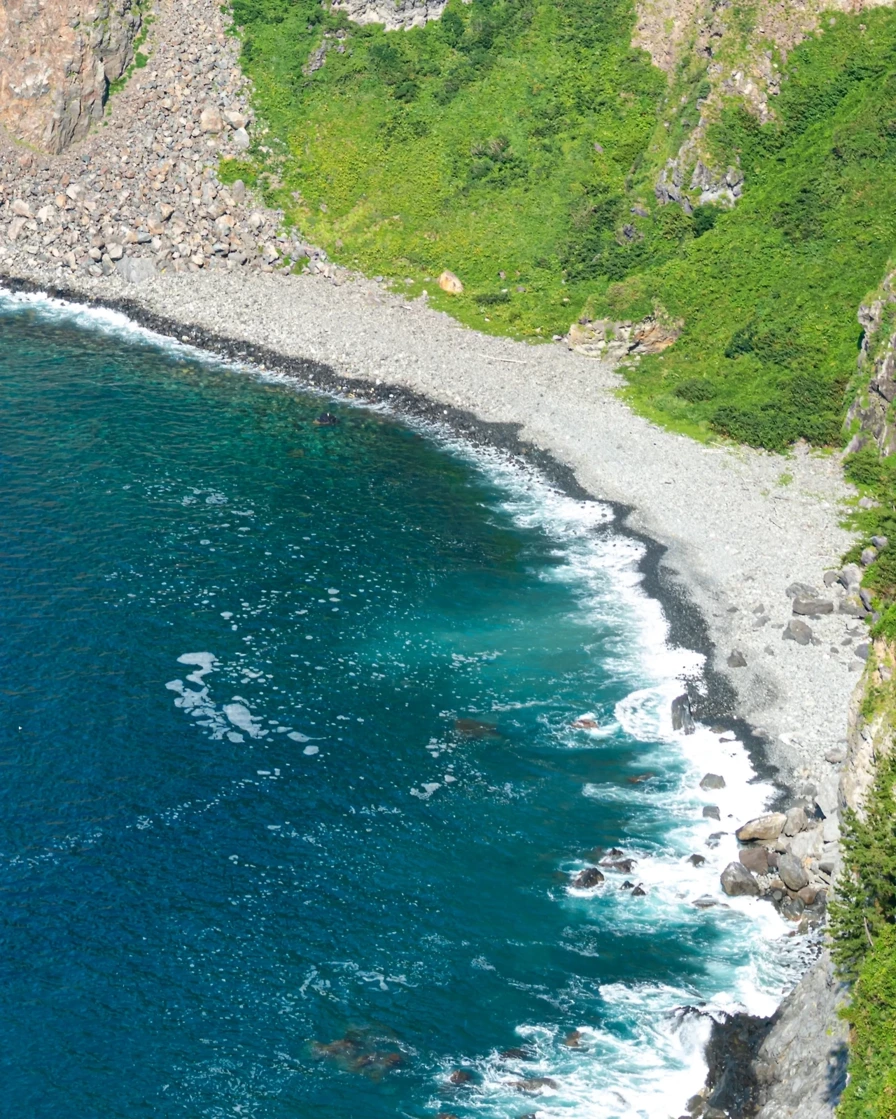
[
  {"x1": 614, "y1": 11, "x2": 896, "y2": 449},
  {"x1": 229, "y1": 1, "x2": 896, "y2": 448},
  {"x1": 229, "y1": 0, "x2": 669, "y2": 337},
  {"x1": 830, "y1": 745, "x2": 896, "y2": 1118}
]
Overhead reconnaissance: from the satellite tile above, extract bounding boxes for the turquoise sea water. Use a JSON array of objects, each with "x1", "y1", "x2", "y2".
[{"x1": 0, "y1": 291, "x2": 799, "y2": 1119}]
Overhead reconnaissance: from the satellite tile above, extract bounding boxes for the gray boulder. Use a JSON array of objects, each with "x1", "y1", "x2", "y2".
[
  {"x1": 721, "y1": 861, "x2": 761, "y2": 897},
  {"x1": 785, "y1": 581, "x2": 817, "y2": 598},
  {"x1": 703, "y1": 805, "x2": 721, "y2": 821},
  {"x1": 727, "y1": 649, "x2": 747, "y2": 667},
  {"x1": 872, "y1": 535, "x2": 889, "y2": 549},
  {"x1": 783, "y1": 619, "x2": 814, "y2": 645},
  {"x1": 736, "y1": 813, "x2": 787, "y2": 842},
  {"x1": 783, "y1": 805, "x2": 808, "y2": 836},
  {"x1": 861, "y1": 547, "x2": 878, "y2": 566},
  {"x1": 792, "y1": 596, "x2": 834, "y2": 616},
  {"x1": 116, "y1": 256, "x2": 157, "y2": 284},
  {"x1": 778, "y1": 853, "x2": 809, "y2": 891},
  {"x1": 739, "y1": 846, "x2": 770, "y2": 874},
  {"x1": 838, "y1": 563, "x2": 862, "y2": 589},
  {"x1": 700, "y1": 773, "x2": 726, "y2": 790},
  {"x1": 855, "y1": 642, "x2": 871, "y2": 661},
  {"x1": 839, "y1": 593, "x2": 869, "y2": 618},
  {"x1": 789, "y1": 827, "x2": 824, "y2": 860}
]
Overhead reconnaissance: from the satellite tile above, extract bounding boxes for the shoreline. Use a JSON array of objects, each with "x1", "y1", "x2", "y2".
[
  {"x1": 1, "y1": 267, "x2": 857, "y2": 794},
  {"x1": 0, "y1": 269, "x2": 857, "y2": 1114}
]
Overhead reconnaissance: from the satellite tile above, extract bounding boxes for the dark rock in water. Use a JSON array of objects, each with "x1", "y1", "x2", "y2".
[
  {"x1": 704, "y1": 1010, "x2": 775, "y2": 1117},
  {"x1": 603, "y1": 857, "x2": 636, "y2": 873},
  {"x1": 511, "y1": 1077, "x2": 559, "y2": 1093},
  {"x1": 700, "y1": 773, "x2": 726, "y2": 790},
  {"x1": 620, "y1": 880, "x2": 634, "y2": 889},
  {"x1": 703, "y1": 805, "x2": 721, "y2": 821},
  {"x1": 448, "y1": 1069, "x2": 476, "y2": 1086},
  {"x1": 721, "y1": 862, "x2": 760, "y2": 897},
  {"x1": 693, "y1": 895, "x2": 718, "y2": 909},
  {"x1": 570, "y1": 715, "x2": 600, "y2": 729},
  {"x1": 571, "y1": 866, "x2": 604, "y2": 888},
  {"x1": 727, "y1": 649, "x2": 747, "y2": 668},
  {"x1": 778, "y1": 853, "x2": 809, "y2": 891},
  {"x1": 782, "y1": 619, "x2": 814, "y2": 645},
  {"x1": 313, "y1": 412, "x2": 339, "y2": 426},
  {"x1": 778, "y1": 895, "x2": 805, "y2": 921},
  {"x1": 607, "y1": 847, "x2": 624, "y2": 857},
  {"x1": 710, "y1": 724, "x2": 727, "y2": 734},
  {"x1": 631, "y1": 884, "x2": 647, "y2": 896},
  {"x1": 738, "y1": 846, "x2": 769, "y2": 875},
  {"x1": 627, "y1": 771, "x2": 655, "y2": 784},
  {"x1": 454, "y1": 717, "x2": 500, "y2": 738},
  {"x1": 562, "y1": 1029, "x2": 583, "y2": 1048},
  {"x1": 583, "y1": 846, "x2": 606, "y2": 863},
  {"x1": 706, "y1": 831, "x2": 727, "y2": 848},
  {"x1": 671, "y1": 693, "x2": 696, "y2": 734},
  {"x1": 688, "y1": 854, "x2": 706, "y2": 867},
  {"x1": 499, "y1": 1047, "x2": 532, "y2": 1061}
]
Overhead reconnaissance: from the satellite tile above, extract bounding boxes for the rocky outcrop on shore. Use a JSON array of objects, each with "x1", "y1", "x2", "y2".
[
  {"x1": 0, "y1": 0, "x2": 326, "y2": 283},
  {"x1": 0, "y1": 0, "x2": 142, "y2": 153}
]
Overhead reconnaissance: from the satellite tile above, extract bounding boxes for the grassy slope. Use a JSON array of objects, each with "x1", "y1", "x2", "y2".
[
  {"x1": 610, "y1": 12, "x2": 896, "y2": 449},
  {"x1": 233, "y1": 0, "x2": 667, "y2": 338}
]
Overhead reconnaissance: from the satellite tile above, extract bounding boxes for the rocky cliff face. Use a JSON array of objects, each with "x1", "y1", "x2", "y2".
[
  {"x1": 0, "y1": 0, "x2": 142, "y2": 153},
  {"x1": 846, "y1": 269, "x2": 896, "y2": 455},
  {"x1": 637, "y1": 0, "x2": 895, "y2": 214}
]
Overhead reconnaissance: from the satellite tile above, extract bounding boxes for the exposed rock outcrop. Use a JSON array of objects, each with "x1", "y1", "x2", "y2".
[
  {"x1": 0, "y1": 0, "x2": 329, "y2": 282},
  {"x1": 845, "y1": 268, "x2": 896, "y2": 454},
  {"x1": 566, "y1": 311, "x2": 682, "y2": 359},
  {"x1": 0, "y1": 0, "x2": 143, "y2": 153},
  {"x1": 329, "y1": 0, "x2": 455, "y2": 29}
]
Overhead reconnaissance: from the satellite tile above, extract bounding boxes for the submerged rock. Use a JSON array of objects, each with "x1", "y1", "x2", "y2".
[{"x1": 510, "y1": 1077, "x2": 559, "y2": 1094}]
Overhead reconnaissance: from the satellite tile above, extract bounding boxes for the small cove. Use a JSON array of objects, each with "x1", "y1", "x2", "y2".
[{"x1": 0, "y1": 290, "x2": 806, "y2": 1118}]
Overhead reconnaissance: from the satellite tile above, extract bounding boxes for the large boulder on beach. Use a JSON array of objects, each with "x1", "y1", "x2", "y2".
[
  {"x1": 736, "y1": 813, "x2": 787, "y2": 842},
  {"x1": 782, "y1": 619, "x2": 814, "y2": 645},
  {"x1": 438, "y1": 270, "x2": 464, "y2": 295},
  {"x1": 789, "y1": 826, "x2": 824, "y2": 861},
  {"x1": 778, "y1": 853, "x2": 809, "y2": 891},
  {"x1": 739, "y1": 846, "x2": 769, "y2": 874},
  {"x1": 792, "y1": 596, "x2": 834, "y2": 616},
  {"x1": 721, "y1": 862, "x2": 761, "y2": 897},
  {"x1": 783, "y1": 805, "x2": 808, "y2": 836}
]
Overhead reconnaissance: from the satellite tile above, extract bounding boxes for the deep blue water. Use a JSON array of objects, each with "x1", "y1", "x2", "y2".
[{"x1": 0, "y1": 292, "x2": 793, "y2": 1119}]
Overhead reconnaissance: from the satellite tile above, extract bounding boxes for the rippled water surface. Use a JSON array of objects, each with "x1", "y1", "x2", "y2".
[{"x1": 0, "y1": 293, "x2": 795, "y2": 1119}]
